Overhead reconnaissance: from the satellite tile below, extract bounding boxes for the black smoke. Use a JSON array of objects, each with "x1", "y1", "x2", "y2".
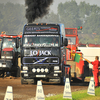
[{"x1": 25, "y1": 0, "x2": 53, "y2": 23}]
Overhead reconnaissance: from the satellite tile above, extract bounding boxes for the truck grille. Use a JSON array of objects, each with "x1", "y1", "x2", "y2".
[
  {"x1": 23, "y1": 57, "x2": 59, "y2": 64},
  {"x1": 1, "y1": 51, "x2": 13, "y2": 56}
]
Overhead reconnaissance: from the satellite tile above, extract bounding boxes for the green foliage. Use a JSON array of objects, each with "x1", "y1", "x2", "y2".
[
  {"x1": 58, "y1": 0, "x2": 82, "y2": 28},
  {"x1": 0, "y1": 1, "x2": 100, "y2": 44},
  {"x1": 0, "y1": 2, "x2": 27, "y2": 35},
  {"x1": 46, "y1": 87, "x2": 100, "y2": 100},
  {"x1": 57, "y1": 0, "x2": 100, "y2": 44}
]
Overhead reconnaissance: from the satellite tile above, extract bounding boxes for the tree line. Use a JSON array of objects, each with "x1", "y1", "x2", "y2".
[
  {"x1": 0, "y1": 1, "x2": 100, "y2": 44},
  {"x1": 0, "y1": 2, "x2": 26, "y2": 35}
]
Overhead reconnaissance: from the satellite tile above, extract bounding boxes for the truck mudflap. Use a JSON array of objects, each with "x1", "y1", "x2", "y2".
[
  {"x1": 21, "y1": 72, "x2": 62, "y2": 79},
  {"x1": 21, "y1": 77, "x2": 34, "y2": 84},
  {"x1": 21, "y1": 77, "x2": 61, "y2": 84},
  {"x1": 0, "y1": 59, "x2": 12, "y2": 71},
  {"x1": 49, "y1": 78, "x2": 61, "y2": 83},
  {"x1": 21, "y1": 70, "x2": 62, "y2": 84}
]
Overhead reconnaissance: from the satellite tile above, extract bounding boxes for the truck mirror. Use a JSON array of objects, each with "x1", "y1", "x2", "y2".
[
  {"x1": 63, "y1": 38, "x2": 68, "y2": 46},
  {"x1": 16, "y1": 37, "x2": 19, "y2": 48}
]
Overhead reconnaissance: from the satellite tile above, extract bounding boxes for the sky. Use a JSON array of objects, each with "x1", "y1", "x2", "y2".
[{"x1": 0, "y1": 0, "x2": 100, "y2": 13}]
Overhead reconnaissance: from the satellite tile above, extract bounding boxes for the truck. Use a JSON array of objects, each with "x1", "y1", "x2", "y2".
[
  {"x1": 0, "y1": 31, "x2": 22, "y2": 77},
  {"x1": 21, "y1": 23, "x2": 71, "y2": 84},
  {"x1": 65, "y1": 27, "x2": 89, "y2": 82}
]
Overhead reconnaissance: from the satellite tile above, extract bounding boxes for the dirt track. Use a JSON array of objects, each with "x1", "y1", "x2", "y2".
[{"x1": 0, "y1": 77, "x2": 98, "y2": 100}]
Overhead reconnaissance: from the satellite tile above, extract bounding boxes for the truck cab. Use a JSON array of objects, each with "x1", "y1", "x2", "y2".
[{"x1": 21, "y1": 23, "x2": 70, "y2": 84}]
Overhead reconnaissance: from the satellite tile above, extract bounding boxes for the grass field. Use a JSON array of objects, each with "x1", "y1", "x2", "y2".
[{"x1": 45, "y1": 87, "x2": 100, "y2": 100}]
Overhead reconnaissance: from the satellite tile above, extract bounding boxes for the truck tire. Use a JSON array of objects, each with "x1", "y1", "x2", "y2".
[
  {"x1": 82, "y1": 75, "x2": 85, "y2": 83},
  {"x1": 60, "y1": 76, "x2": 65, "y2": 85},
  {"x1": 61, "y1": 70, "x2": 71, "y2": 85},
  {"x1": 16, "y1": 67, "x2": 20, "y2": 77},
  {"x1": 69, "y1": 69, "x2": 71, "y2": 83}
]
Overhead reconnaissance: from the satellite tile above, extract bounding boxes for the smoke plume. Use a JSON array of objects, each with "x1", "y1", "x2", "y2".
[{"x1": 25, "y1": 0, "x2": 53, "y2": 23}]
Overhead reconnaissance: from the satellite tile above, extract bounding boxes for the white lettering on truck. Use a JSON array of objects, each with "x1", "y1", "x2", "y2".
[{"x1": 30, "y1": 50, "x2": 51, "y2": 56}]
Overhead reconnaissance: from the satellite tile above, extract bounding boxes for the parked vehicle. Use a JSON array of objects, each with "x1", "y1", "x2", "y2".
[
  {"x1": 21, "y1": 23, "x2": 71, "y2": 84},
  {"x1": 0, "y1": 31, "x2": 22, "y2": 77}
]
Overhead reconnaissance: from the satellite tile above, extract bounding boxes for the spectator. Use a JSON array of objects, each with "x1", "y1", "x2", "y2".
[
  {"x1": 68, "y1": 39, "x2": 73, "y2": 44},
  {"x1": 52, "y1": 37, "x2": 58, "y2": 43},
  {"x1": 91, "y1": 56, "x2": 100, "y2": 88}
]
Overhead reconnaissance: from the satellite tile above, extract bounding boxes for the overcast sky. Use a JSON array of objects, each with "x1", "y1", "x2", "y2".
[
  {"x1": 0, "y1": 0, "x2": 100, "y2": 13},
  {"x1": 50, "y1": 0, "x2": 100, "y2": 13}
]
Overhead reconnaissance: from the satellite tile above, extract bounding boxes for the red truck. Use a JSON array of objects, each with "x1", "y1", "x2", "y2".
[
  {"x1": 0, "y1": 31, "x2": 22, "y2": 77},
  {"x1": 65, "y1": 27, "x2": 88, "y2": 82}
]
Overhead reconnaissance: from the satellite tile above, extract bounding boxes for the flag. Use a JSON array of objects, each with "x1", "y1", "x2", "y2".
[{"x1": 74, "y1": 53, "x2": 80, "y2": 63}]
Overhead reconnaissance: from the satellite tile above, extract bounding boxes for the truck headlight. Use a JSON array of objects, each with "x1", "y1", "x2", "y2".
[
  {"x1": 0, "y1": 63, "x2": 2, "y2": 67},
  {"x1": 54, "y1": 74, "x2": 58, "y2": 76},
  {"x1": 32, "y1": 68, "x2": 36, "y2": 73},
  {"x1": 1, "y1": 56, "x2": 5, "y2": 59},
  {"x1": 24, "y1": 74, "x2": 28, "y2": 77},
  {"x1": 23, "y1": 66, "x2": 28, "y2": 70},
  {"x1": 2, "y1": 64, "x2": 6, "y2": 67},
  {"x1": 6, "y1": 56, "x2": 13, "y2": 59},
  {"x1": 54, "y1": 66, "x2": 59, "y2": 70},
  {"x1": 45, "y1": 68, "x2": 49, "y2": 73},
  {"x1": 37, "y1": 68, "x2": 40, "y2": 73},
  {"x1": 1, "y1": 56, "x2": 13, "y2": 59},
  {"x1": 41, "y1": 68, "x2": 44, "y2": 73}
]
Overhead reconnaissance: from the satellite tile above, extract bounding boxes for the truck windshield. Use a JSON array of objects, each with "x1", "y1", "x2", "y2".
[
  {"x1": 67, "y1": 37, "x2": 76, "y2": 45},
  {"x1": 23, "y1": 35, "x2": 60, "y2": 47},
  {"x1": 2, "y1": 38, "x2": 16, "y2": 49}
]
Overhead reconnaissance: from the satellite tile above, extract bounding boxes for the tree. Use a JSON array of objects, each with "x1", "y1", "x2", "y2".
[
  {"x1": 58, "y1": 0, "x2": 82, "y2": 28},
  {"x1": 0, "y1": 2, "x2": 27, "y2": 35},
  {"x1": 82, "y1": 13, "x2": 100, "y2": 35}
]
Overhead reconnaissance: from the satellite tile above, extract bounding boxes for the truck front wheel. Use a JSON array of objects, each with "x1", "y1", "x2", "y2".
[
  {"x1": 16, "y1": 67, "x2": 20, "y2": 77},
  {"x1": 69, "y1": 69, "x2": 71, "y2": 83}
]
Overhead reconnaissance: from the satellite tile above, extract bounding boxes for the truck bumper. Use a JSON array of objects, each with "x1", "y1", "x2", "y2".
[{"x1": 21, "y1": 71, "x2": 62, "y2": 83}]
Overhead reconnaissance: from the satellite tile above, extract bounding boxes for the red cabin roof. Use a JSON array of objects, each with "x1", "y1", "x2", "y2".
[{"x1": 0, "y1": 34, "x2": 22, "y2": 38}]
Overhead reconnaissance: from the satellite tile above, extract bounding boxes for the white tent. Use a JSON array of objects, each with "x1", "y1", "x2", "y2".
[{"x1": 78, "y1": 47, "x2": 100, "y2": 69}]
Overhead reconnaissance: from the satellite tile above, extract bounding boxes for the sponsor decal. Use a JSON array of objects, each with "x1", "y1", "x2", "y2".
[
  {"x1": 23, "y1": 57, "x2": 59, "y2": 64},
  {"x1": 33, "y1": 57, "x2": 48, "y2": 64},
  {"x1": 30, "y1": 50, "x2": 51, "y2": 56}
]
